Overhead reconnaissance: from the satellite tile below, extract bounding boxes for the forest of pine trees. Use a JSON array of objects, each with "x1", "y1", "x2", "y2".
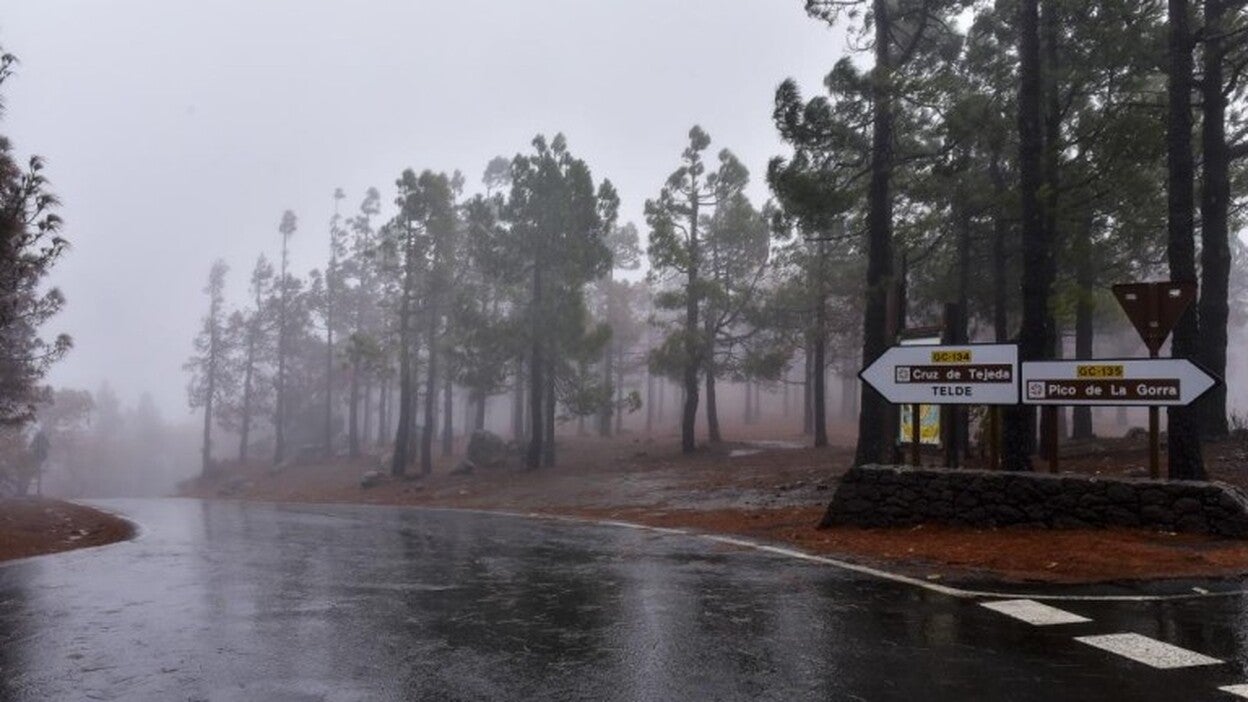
[{"x1": 172, "y1": 1, "x2": 1248, "y2": 479}]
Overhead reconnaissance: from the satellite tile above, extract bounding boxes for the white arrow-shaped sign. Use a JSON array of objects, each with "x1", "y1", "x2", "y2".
[
  {"x1": 859, "y1": 343, "x2": 1019, "y2": 406},
  {"x1": 1021, "y1": 358, "x2": 1218, "y2": 407}
]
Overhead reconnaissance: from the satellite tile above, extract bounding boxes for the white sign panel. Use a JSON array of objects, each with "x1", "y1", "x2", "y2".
[
  {"x1": 1020, "y1": 359, "x2": 1217, "y2": 407},
  {"x1": 859, "y1": 344, "x2": 1019, "y2": 406}
]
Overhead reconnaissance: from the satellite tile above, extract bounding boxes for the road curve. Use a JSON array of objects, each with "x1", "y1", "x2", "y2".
[{"x1": 0, "y1": 499, "x2": 1244, "y2": 701}]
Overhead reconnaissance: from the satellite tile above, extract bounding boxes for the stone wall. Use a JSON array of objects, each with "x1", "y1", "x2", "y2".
[{"x1": 821, "y1": 465, "x2": 1248, "y2": 538}]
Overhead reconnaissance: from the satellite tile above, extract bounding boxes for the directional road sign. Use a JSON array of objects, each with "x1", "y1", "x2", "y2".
[
  {"x1": 859, "y1": 343, "x2": 1019, "y2": 406},
  {"x1": 1020, "y1": 358, "x2": 1217, "y2": 407}
]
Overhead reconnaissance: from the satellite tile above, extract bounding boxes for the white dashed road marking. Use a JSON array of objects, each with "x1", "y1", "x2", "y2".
[
  {"x1": 980, "y1": 599, "x2": 1090, "y2": 626},
  {"x1": 1220, "y1": 684, "x2": 1248, "y2": 698},
  {"x1": 1075, "y1": 633, "x2": 1222, "y2": 669}
]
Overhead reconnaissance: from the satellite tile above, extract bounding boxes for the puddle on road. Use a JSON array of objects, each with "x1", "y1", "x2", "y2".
[
  {"x1": 345, "y1": 582, "x2": 459, "y2": 593},
  {"x1": 730, "y1": 440, "x2": 807, "y2": 457},
  {"x1": 744, "y1": 440, "x2": 806, "y2": 450}
]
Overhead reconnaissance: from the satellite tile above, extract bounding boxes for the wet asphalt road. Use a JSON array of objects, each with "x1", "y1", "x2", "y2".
[{"x1": 2, "y1": 500, "x2": 1248, "y2": 700}]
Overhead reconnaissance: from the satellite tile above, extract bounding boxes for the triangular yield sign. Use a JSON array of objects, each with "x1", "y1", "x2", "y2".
[
  {"x1": 1112, "y1": 282, "x2": 1196, "y2": 355},
  {"x1": 1156, "y1": 282, "x2": 1197, "y2": 342}
]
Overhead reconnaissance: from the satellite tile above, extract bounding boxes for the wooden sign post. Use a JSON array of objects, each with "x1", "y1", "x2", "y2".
[{"x1": 1111, "y1": 282, "x2": 1197, "y2": 478}]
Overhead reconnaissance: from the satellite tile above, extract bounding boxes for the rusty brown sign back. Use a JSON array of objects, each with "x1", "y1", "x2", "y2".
[{"x1": 1112, "y1": 281, "x2": 1197, "y2": 356}]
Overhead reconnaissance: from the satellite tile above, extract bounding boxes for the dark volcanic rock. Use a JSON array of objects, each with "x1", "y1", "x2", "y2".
[
  {"x1": 820, "y1": 464, "x2": 1248, "y2": 538},
  {"x1": 466, "y1": 430, "x2": 508, "y2": 469}
]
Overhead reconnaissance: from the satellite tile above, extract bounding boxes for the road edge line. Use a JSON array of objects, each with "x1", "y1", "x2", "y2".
[{"x1": 394, "y1": 504, "x2": 1248, "y2": 602}]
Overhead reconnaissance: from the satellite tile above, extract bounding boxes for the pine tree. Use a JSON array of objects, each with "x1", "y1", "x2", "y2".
[
  {"x1": 273, "y1": 210, "x2": 298, "y2": 465},
  {"x1": 0, "y1": 49, "x2": 70, "y2": 427},
  {"x1": 646, "y1": 126, "x2": 741, "y2": 452},
  {"x1": 468, "y1": 134, "x2": 612, "y2": 468},
  {"x1": 185, "y1": 260, "x2": 232, "y2": 476}
]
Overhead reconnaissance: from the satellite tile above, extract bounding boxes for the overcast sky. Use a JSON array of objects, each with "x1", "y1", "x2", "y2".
[{"x1": 1, "y1": 1, "x2": 845, "y2": 419}]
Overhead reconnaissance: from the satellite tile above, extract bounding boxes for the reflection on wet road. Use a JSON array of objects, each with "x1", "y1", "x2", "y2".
[{"x1": 0, "y1": 499, "x2": 1246, "y2": 700}]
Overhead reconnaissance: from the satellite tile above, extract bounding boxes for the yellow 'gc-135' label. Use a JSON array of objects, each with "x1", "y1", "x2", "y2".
[
  {"x1": 931, "y1": 350, "x2": 972, "y2": 364},
  {"x1": 1076, "y1": 364, "x2": 1125, "y2": 378}
]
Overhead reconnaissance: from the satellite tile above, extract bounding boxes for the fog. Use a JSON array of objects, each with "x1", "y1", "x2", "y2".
[
  {"x1": 1, "y1": 1, "x2": 1245, "y2": 499},
  {"x1": 2, "y1": 0, "x2": 843, "y2": 417}
]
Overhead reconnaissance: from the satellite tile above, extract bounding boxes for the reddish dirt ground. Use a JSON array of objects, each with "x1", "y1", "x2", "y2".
[
  {"x1": 181, "y1": 421, "x2": 1248, "y2": 585},
  {"x1": 553, "y1": 505, "x2": 1248, "y2": 584},
  {"x1": 0, "y1": 499, "x2": 135, "y2": 562}
]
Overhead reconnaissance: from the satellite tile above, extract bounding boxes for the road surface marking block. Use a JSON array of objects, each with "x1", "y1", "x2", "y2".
[
  {"x1": 1220, "y1": 684, "x2": 1248, "y2": 698},
  {"x1": 980, "y1": 599, "x2": 1090, "y2": 626},
  {"x1": 1075, "y1": 633, "x2": 1222, "y2": 669}
]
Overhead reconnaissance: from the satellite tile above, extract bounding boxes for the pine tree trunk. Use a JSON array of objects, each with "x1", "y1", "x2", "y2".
[
  {"x1": 1166, "y1": 0, "x2": 1206, "y2": 479},
  {"x1": 1034, "y1": 0, "x2": 1064, "y2": 462},
  {"x1": 955, "y1": 198, "x2": 971, "y2": 341},
  {"x1": 705, "y1": 362, "x2": 721, "y2": 443},
  {"x1": 782, "y1": 366, "x2": 790, "y2": 420},
  {"x1": 803, "y1": 346, "x2": 813, "y2": 435},
  {"x1": 408, "y1": 380, "x2": 422, "y2": 464},
  {"x1": 681, "y1": 210, "x2": 701, "y2": 454},
  {"x1": 597, "y1": 347, "x2": 611, "y2": 436},
  {"x1": 512, "y1": 361, "x2": 525, "y2": 441},
  {"x1": 645, "y1": 367, "x2": 654, "y2": 434},
  {"x1": 391, "y1": 226, "x2": 416, "y2": 477},
  {"x1": 1002, "y1": 0, "x2": 1047, "y2": 471},
  {"x1": 543, "y1": 360, "x2": 556, "y2": 468},
  {"x1": 274, "y1": 320, "x2": 287, "y2": 465},
  {"x1": 814, "y1": 238, "x2": 828, "y2": 447},
  {"x1": 814, "y1": 337, "x2": 827, "y2": 448},
  {"x1": 421, "y1": 318, "x2": 439, "y2": 476},
  {"x1": 1072, "y1": 221, "x2": 1096, "y2": 440},
  {"x1": 527, "y1": 266, "x2": 545, "y2": 469},
  {"x1": 954, "y1": 200, "x2": 973, "y2": 461},
  {"x1": 392, "y1": 346, "x2": 412, "y2": 476},
  {"x1": 441, "y1": 374, "x2": 453, "y2": 457},
  {"x1": 202, "y1": 353, "x2": 215, "y2": 478},
  {"x1": 371, "y1": 377, "x2": 381, "y2": 442},
  {"x1": 362, "y1": 381, "x2": 372, "y2": 453},
  {"x1": 324, "y1": 299, "x2": 334, "y2": 457},
  {"x1": 274, "y1": 353, "x2": 286, "y2": 465},
  {"x1": 274, "y1": 232, "x2": 291, "y2": 467},
  {"x1": 599, "y1": 275, "x2": 613, "y2": 437},
  {"x1": 990, "y1": 149, "x2": 1010, "y2": 343},
  {"x1": 348, "y1": 357, "x2": 360, "y2": 458},
  {"x1": 238, "y1": 323, "x2": 256, "y2": 462},
  {"x1": 577, "y1": 359, "x2": 589, "y2": 436},
  {"x1": 1039, "y1": 320, "x2": 1062, "y2": 459},
  {"x1": 375, "y1": 379, "x2": 384, "y2": 447},
  {"x1": 1199, "y1": 0, "x2": 1232, "y2": 439},
  {"x1": 614, "y1": 344, "x2": 624, "y2": 434},
  {"x1": 853, "y1": 0, "x2": 897, "y2": 467}
]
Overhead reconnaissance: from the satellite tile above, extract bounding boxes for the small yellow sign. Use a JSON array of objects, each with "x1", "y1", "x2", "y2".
[
  {"x1": 1076, "y1": 364, "x2": 1125, "y2": 378},
  {"x1": 899, "y1": 404, "x2": 941, "y2": 446},
  {"x1": 931, "y1": 350, "x2": 972, "y2": 364}
]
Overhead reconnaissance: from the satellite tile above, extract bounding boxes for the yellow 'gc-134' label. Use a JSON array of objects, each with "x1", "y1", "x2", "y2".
[
  {"x1": 931, "y1": 350, "x2": 972, "y2": 363},
  {"x1": 1076, "y1": 364, "x2": 1125, "y2": 378}
]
